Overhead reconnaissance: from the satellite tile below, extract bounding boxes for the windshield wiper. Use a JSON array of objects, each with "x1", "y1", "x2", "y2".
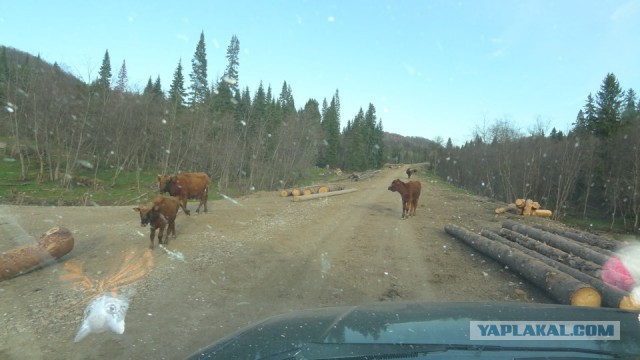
[{"x1": 259, "y1": 342, "x2": 620, "y2": 360}]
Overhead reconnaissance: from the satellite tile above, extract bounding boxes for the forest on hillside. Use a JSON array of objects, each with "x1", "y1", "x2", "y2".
[
  {"x1": 0, "y1": 34, "x2": 437, "y2": 193},
  {"x1": 2, "y1": 35, "x2": 638, "y2": 232},
  {"x1": 437, "y1": 73, "x2": 640, "y2": 232}
]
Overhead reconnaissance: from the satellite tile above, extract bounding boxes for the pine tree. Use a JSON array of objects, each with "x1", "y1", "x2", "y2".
[
  {"x1": 278, "y1": 81, "x2": 295, "y2": 114},
  {"x1": 595, "y1": 73, "x2": 623, "y2": 137},
  {"x1": 115, "y1": 60, "x2": 128, "y2": 92},
  {"x1": 143, "y1": 77, "x2": 154, "y2": 96},
  {"x1": 621, "y1": 88, "x2": 638, "y2": 124},
  {"x1": 319, "y1": 91, "x2": 341, "y2": 168},
  {"x1": 576, "y1": 93, "x2": 597, "y2": 135},
  {"x1": 153, "y1": 76, "x2": 163, "y2": 99},
  {"x1": 223, "y1": 34, "x2": 240, "y2": 95},
  {"x1": 189, "y1": 31, "x2": 209, "y2": 107},
  {"x1": 95, "y1": 49, "x2": 112, "y2": 91},
  {"x1": 169, "y1": 60, "x2": 187, "y2": 110}
]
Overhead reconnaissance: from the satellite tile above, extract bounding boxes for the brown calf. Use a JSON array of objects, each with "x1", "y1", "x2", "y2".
[
  {"x1": 158, "y1": 172, "x2": 210, "y2": 215},
  {"x1": 406, "y1": 168, "x2": 417, "y2": 178},
  {"x1": 133, "y1": 195, "x2": 180, "y2": 249},
  {"x1": 388, "y1": 179, "x2": 422, "y2": 219}
]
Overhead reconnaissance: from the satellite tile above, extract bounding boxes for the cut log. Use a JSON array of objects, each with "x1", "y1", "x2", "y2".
[
  {"x1": 502, "y1": 220, "x2": 609, "y2": 266},
  {"x1": 291, "y1": 188, "x2": 358, "y2": 202},
  {"x1": 532, "y1": 223, "x2": 618, "y2": 251},
  {"x1": 445, "y1": 224, "x2": 601, "y2": 307},
  {"x1": 532, "y1": 209, "x2": 553, "y2": 218},
  {"x1": 0, "y1": 227, "x2": 74, "y2": 281},
  {"x1": 482, "y1": 229, "x2": 635, "y2": 309},
  {"x1": 498, "y1": 228, "x2": 601, "y2": 277},
  {"x1": 495, "y1": 203, "x2": 520, "y2": 214},
  {"x1": 280, "y1": 184, "x2": 345, "y2": 197}
]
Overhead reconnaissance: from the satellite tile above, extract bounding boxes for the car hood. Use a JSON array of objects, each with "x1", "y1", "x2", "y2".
[{"x1": 186, "y1": 301, "x2": 640, "y2": 359}]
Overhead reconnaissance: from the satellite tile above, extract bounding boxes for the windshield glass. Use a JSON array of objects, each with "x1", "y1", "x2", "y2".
[{"x1": 1, "y1": 1, "x2": 639, "y2": 359}]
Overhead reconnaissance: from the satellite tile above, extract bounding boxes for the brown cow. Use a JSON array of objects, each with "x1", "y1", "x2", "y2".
[
  {"x1": 157, "y1": 172, "x2": 210, "y2": 215},
  {"x1": 133, "y1": 195, "x2": 180, "y2": 249},
  {"x1": 388, "y1": 179, "x2": 422, "y2": 219},
  {"x1": 406, "y1": 168, "x2": 417, "y2": 178}
]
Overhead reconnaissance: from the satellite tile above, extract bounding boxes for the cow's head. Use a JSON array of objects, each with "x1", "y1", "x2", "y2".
[
  {"x1": 133, "y1": 205, "x2": 158, "y2": 227},
  {"x1": 388, "y1": 179, "x2": 404, "y2": 192},
  {"x1": 157, "y1": 175, "x2": 173, "y2": 193}
]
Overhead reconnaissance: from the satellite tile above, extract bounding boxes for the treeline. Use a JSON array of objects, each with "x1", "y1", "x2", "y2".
[
  {"x1": 0, "y1": 33, "x2": 389, "y2": 192},
  {"x1": 437, "y1": 73, "x2": 640, "y2": 232}
]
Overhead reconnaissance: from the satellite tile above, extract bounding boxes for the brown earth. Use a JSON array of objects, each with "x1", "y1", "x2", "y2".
[{"x1": 0, "y1": 165, "x2": 555, "y2": 359}]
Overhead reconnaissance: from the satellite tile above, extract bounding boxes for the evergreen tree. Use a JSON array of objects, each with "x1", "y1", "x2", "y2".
[
  {"x1": 223, "y1": 34, "x2": 240, "y2": 96},
  {"x1": 446, "y1": 138, "x2": 453, "y2": 150},
  {"x1": 189, "y1": 31, "x2": 209, "y2": 107},
  {"x1": 95, "y1": 49, "x2": 112, "y2": 91},
  {"x1": 168, "y1": 60, "x2": 187, "y2": 109},
  {"x1": 594, "y1": 73, "x2": 623, "y2": 137},
  {"x1": 366, "y1": 103, "x2": 385, "y2": 168},
  {"x1": 278, "y1": 81, "x2": 295, "y2": 114},
  {"x1": 574, "y1": 93, "x2": 597, "y2": 135},
  {"x1": 319, "y1": 91, "x2": 341, "y2": 168},
  {"x1": 115, "y1": 60, "x2": 128, "y2": 92},
  {"x1": 621, "y1": 88, "x2": 638, "y2": 124},
  {"x1": 143, "y1": 77, "x2": 154, "y2": 96},
  {"x1": 153, "y1": 76, "x2": 163, "y2": 99}
]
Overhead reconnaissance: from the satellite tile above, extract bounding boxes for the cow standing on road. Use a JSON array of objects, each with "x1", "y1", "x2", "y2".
[
  {"x1": 388, "y1": 179, "x2": 422, "y2": 219},
  {"x1": 157, "y1": 172, "x2": 210, "y2": 215},
  {"x1": 133, "y1": 195, "x2": 180, "y2": 249},
  {"x1": 406, "y1": 168, "x2": 417, "y2": 179}
]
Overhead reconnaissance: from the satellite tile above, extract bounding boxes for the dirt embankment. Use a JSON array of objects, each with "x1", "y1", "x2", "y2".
[{"x1": 0, "y1": 165, "x2": 553, "y2": 359}]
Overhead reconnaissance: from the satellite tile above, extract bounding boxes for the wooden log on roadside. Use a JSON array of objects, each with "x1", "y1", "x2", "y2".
[
  {"x1": 291, "y1": 188, "x2": 358, "y2": 202},
  {"x1": 445, "y1": 224, "x2": 601, "y2": 307},
  {"x1": 280, "y1": 189, "x2": 291, "y2": 197},
  {"x1": 280, "y1": 184, "x2": 345, "y2": 197},
  {"x1": 482, "y1": 229, "x2": 637, "y2": 309},
  {"x1": 498, "y1": 228, "x2": 601, "y2": 276},
  {"x1": 502, "y1": 220, "x2": 609, "y2": 266},
  {"x1": 495, "y1": 203, "x2": 520, "y2": 214},
  {"x1": 532, "y1": 209, "x2": 553, "y2": 218},
  {"x1": 0, "y1": 227, "x2": 74, "y2": 281},
  {"x1": 532, "y1": 223, "x2": 618, "y2": 251}
]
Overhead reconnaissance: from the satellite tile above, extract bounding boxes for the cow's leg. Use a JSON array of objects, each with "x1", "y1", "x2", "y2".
[
  {"x1": 195, "y1": 194, "x2": 208, "y2": 214},
  {"x1": 158, "y1": 223, "x2": 166, "y2": 245},
  {"x1": 169, "y1": 220, "x2": 176, "y2": 238},
  {"x1": 402, "y1": 200, "x2": 408, "y2": 219},
  {"x1": 149, "y1": 228, "x2": 156, "y2": 249},
  {"x1": 181, "y1": 199, "x2": 191, "y2": 216}
]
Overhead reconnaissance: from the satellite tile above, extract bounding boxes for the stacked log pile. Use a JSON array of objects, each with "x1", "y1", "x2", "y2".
[
  {"x1": 444, "y1": 221, "x2": 638, "y2": 309},
  {"x1": 495, "y1": 198, "x2": 552, "y2": 218}
]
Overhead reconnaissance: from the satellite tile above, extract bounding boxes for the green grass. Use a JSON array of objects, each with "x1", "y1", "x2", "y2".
[
  {"x1": 0, "y1": 159, "x2": 163, "y2": 206},
  {"x1": 0, "y1": 159, "x2": 343, "y2": 206},
  {"x1": 562, "y1": 214, "x2": 629, "y2": 235}
]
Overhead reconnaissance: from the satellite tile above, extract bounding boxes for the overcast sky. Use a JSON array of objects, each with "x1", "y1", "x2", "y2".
[{"x1": 2, "y1": 0, "x2": 639, "y2": 144}]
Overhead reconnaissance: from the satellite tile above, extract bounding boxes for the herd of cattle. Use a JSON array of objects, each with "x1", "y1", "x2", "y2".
[{"x1": 133, "y1": 168, "x2": 422, "y2": 249}]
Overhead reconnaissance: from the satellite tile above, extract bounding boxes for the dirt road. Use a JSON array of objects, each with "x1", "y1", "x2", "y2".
[{"x1": 0, "y1": 165, "x2": 553, "y2": 359}]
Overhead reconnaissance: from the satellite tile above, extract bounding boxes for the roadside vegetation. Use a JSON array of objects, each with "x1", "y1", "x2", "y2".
[{"x1": 1, "y1": 39, "x2": 638, "y2": 233}]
